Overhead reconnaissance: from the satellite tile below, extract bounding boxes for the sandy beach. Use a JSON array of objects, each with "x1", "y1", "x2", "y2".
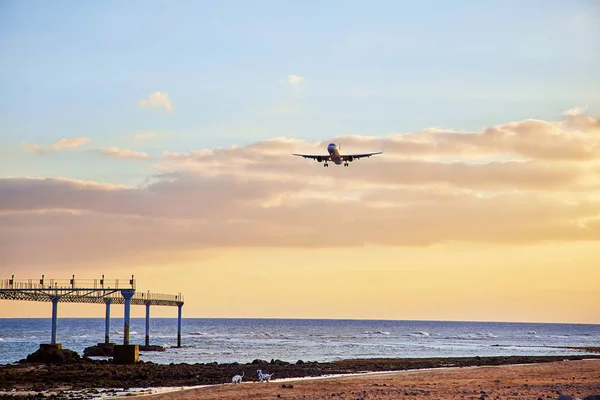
[
  {"x1": 145, "y1": 359, "x2": 600, "y2": 400},
  {"x1": 2, "y1": 352, "x2": 600, "y2": 399}
]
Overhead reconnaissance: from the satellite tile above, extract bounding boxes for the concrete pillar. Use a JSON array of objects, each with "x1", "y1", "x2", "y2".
[
  {"x1": 50, "y1": 296, "x2": 60, "y2": 344},
  {"x1": 120, "y1": 289, "x2": 135, "y2": 345},
  {"x1": 145, "y1": 301, "x2": 151, "y2": 347},
  {"x1": 104, "y1": 299, "x2": 112, "y2": 344},
  {"x1": 113, "y1": 289, "x2": 139, "y2": 364},
  {"x1": 177, "y1": 303, "x2": 183, "y2": 348}
]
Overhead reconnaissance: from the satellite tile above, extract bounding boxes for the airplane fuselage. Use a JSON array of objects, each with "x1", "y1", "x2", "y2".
[
  {"x1": 327, "y1": 143, "x2": 343, "y2": 165},
  {"x1": 292, "y1": 142, "x2": 381, "y2": 167}
]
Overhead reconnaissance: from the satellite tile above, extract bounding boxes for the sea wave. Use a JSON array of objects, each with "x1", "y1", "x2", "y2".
[
  {"x1": 2, "y1": 318, "x2": 599, "y2": 365},
  {"x1": 364, "y1": 331, "x2": 391, "y2": 335}
]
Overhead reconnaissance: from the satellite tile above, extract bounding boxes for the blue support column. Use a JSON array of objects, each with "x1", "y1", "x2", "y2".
[
  {"x1": 145, "y1": 302, "x2": 151, "y2": 347},
  {"x1": 104, "y1": 299, "x2": 112, "y2": 344},
  {"x1": 120, "y1": 289, "x2": 135, "y2": 346},
  {"x1": 177, "y1": 303, "x2": 183, "y2": 348},
  {"x1": 50, "y1": 296, "x2": 60, "y2": 344}
]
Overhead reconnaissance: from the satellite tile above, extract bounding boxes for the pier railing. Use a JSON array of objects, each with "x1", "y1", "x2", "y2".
[
  {"x1": 0, "y1": 276, "x2": 183, "y2": 306},
  {"x1": 1, "y1": 277, "x2": 136, "y2": 291},
  {"x1": 0, "y1": 275, "x2": 185, "y2": 352}
]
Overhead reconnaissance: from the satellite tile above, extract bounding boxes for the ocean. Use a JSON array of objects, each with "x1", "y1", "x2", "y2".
[{"x1": 0, "y1": 318, "x2": 598, "y2": 366}]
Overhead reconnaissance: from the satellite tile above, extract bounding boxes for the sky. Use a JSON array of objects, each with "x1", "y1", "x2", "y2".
[{"x1": 1, "y1": 0, "x2": 599, "y2": 323}]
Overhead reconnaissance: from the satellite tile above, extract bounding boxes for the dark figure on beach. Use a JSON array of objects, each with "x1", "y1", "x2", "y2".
[{"x1": 261, "y1": 361, "x2": 270, "y2": 375}]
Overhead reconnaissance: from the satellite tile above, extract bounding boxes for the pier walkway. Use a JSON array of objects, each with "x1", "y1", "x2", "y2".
[{"x1": 0, "y1": 275, "x2": 184, "y2": 363}]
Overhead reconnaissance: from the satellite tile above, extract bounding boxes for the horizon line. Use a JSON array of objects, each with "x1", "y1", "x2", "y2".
[{"x1": 0, "y1": 316, "x2": 598, "y2": 326}]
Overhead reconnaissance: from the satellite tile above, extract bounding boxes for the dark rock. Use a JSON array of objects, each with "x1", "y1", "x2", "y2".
[
  {"x1": 138, "y1": 345, "x2": 165, "y2": 352},
  {"x1": 21, "y1": 345, "x2": 83, "y2": 364},
  {"x1": 2, "y1": 354, "x2": 600, "y2": 392},
  {"x1": 83, "y1": 343, "x2": 115, "y2": 357}
]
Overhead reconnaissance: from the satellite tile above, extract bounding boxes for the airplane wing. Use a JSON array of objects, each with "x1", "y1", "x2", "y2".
[
  {"x1": 291, "y1": 153, "x2": 331, "y2": 160},
  {"x1": 340, "y1": 151, "x2": 383, "y2": 160}
]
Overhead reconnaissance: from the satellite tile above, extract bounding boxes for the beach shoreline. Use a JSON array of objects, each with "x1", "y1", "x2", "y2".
[
  {"x1": 2, "y1": 358, "x2": 599, "y2": 399},
  {"x1": 146, "y1": 358, "x2": 600, "y2": 400},
  {"x1": 1, "y1": 351, "x2": 600, "y2": 399}
]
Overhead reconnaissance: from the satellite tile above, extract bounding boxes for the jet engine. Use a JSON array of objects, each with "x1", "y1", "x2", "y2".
[
  {"x1": 347, "y1": 155, "x2": 354, "y2": 162},
  {"x1": 316, "y1": 156, "x2": 323, "y2": 163}
]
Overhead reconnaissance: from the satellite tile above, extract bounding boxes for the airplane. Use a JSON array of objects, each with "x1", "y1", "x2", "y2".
[{"x1": 292, "y1": 143, "x2": 383, "y2": 167}]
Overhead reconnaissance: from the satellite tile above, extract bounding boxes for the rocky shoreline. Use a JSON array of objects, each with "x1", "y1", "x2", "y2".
[{"x1": 1, "y1": 348, "x2": 600, "y2": 394}]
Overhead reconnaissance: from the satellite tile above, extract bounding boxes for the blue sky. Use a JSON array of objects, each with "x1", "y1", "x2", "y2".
[
  {"x1": 2, "y1": 1, "x2": 600, "y2": 323},
  {"x1": 1, "y1": 0, "x2": 599, "y2": 183}
]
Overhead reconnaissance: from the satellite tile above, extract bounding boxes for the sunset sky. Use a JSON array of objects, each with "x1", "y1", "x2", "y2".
[{"x1": 1, "y1": 0, "x2": 599, "y2": 323}]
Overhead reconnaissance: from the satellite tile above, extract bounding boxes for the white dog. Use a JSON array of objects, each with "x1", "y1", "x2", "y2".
[
  {"x1": 231, "y1": 371, "x2": 244, "y2": 384},
  {"x1": 257, "y1": 369, "x2": 274, "y2": 382}
]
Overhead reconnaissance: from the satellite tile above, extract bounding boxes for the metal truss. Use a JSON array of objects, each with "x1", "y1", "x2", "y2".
[{"x1": 0, "y1": 276, "x2": 183, "y2": 307}]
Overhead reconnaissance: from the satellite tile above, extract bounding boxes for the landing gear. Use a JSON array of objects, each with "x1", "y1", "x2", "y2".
[
  {"x1": 323, "y1": 163, "x2": 329, "y2": 167},
  {"x1": 343, "y1": 162, "x2": 349, "y2": 167}
]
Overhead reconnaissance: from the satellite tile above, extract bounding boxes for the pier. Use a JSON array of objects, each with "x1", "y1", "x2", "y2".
[{"x1": 0, "y1": 275, "x2": 184, "y2": 364}]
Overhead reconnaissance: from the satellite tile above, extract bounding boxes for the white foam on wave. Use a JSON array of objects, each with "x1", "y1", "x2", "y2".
[
  {"x1": 445, "y1": 332, "x2": 498, "y2": 340},
  {"x1": 364, "y1": 331, "x2": 391, "y2": 335}
]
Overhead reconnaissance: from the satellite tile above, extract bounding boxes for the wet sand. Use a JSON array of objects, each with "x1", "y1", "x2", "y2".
[
  {"x1": 3, "y1": 354, "x2": 599, "y2": 392},
  {"x1": 2, "y1": 353, "x2": 600, "y2": 399},
  {"x1": 146, "y1": 359, "x2": 600, "y2": 400}
]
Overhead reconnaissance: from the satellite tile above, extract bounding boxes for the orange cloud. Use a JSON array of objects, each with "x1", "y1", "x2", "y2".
[
  {"x1": 94, "y1": 146, "x2": 150, "y2": 159},
  {"x1": 21, "y1": 137, "x2": 91, "y2": 153},
  {"x1": 1, "y1": 108, "x2": 600, "y2": 269},
  {"x1": 51, "y1": 137, "x2": 90, "y2": 150},
  {"x1": 133, "y1": 132, "x2": 158, "y2": 141},
  {"x1": 21, "y1": 143, "x2": 43, "y2": 153},
  {"x1": 139, "y1": 91, "x2": 173, "y2": 112}
]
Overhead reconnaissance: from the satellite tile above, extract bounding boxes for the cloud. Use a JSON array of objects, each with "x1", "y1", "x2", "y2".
[
  {"x1": 21, "y1": 137, "x2": 90, "y2": 153},
  {"x1": 133, "y1": 132, "x2": 158, "y2": 141},
  {"x1": 139, "y1": 91, "x2": 173, "y2": 112},
  {"x1": 562, "y1": 105, "x2": 600, "y2": 131},
  {"x1": 21, "y1": 143, "x2": 43, "y2": 153},
  {"x1": 2, "y1": 108, "x2": 600, "y2": 268},
  {"x1": 563, "y1": 105, "x2": 588, "y2": 117},
  {"x1": 94, "y1": 146, "x2": 150, "y2": 160},
  {"x1": 51, "y1": 137, "x2": 90, "y2": 150},
  {"x1": 287, "y1": 75, "x2": 303, "y2": 85}
]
